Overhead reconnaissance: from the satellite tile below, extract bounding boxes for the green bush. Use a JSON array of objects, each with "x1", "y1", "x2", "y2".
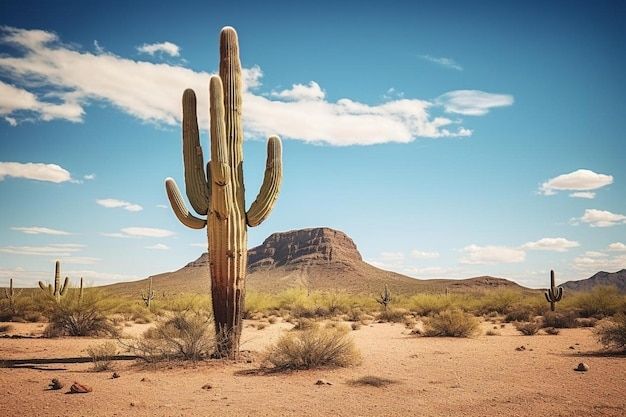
[{"x1": 423, "y1": 310, "x2": 480, "y2": 337}]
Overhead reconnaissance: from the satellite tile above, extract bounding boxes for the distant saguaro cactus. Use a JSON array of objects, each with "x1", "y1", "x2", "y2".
[
  {"x1": 141, "y1": 278, "x2": 156, "y2": 308},
  {"x1": 3, "y1": 278, "x2": 22, "y2": 314},
  {"x1": 38, "y1": 260, "x2": 69, "y2": 303},
  {"x1": 544, "y1": 270, "x2": 563, "y2": 312},
  {"x1": 376, "y1": 285, "x2": 393, "y2": 312},
  {"x1": 164, "y1": 27, "x2": 283, "y2": 358},
  {"x1": 78, "y1": 277, "x2": 84, "y2": 304}
]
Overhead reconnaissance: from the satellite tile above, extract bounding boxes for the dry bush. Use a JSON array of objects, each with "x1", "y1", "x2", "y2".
[
  {"x1": 543, "y1": 327, "x2": 560, "y2": 335},
  {"x1": 504, "y1": 306, "x2": 533, "y2": 323},
  {"x1": 86, "y1": 341, "x2": 117, "y2": 371},
  {"x1": 0, "y1": 323, "x2": 13, "y2": 333},
  {"x1": 422, "y1": 310, "x2": 480, "y2": 337},
  {"x1": 564, "y1": 286, "x2": 625, "y2": 318},
  {"x1": 349, "y1": 375, "x2": 397, "y2": 387},
  {"x1": 351, "y1": 322, "x2": 361, "y2": 331},
  {"x1": 515, "y1": 321, "x2": 541, "y2": 336},
  {"x1": 378, "y1": 308, "x2": 407, "y2": 323},
  {"x1": 594, "y1": 313, "x2": 626, "y2": 352},
  {"x1": 542, "y1": 311, "x2": 577, "y2": 329},
  {"x1": 292, "y1": 318, "x2": 318, "y2": 331},
  {"x1": 485, "y1": 329, "x2": 500, "y2": 336},
  {"x1": 44, "y1": 291, "x2": 118, "y2": 337},
  {"x1": 575, "y1": 317, "x2": 598, "y2": 327},
  {"x1": 129, "y1": 311, "x2": 214, "y2": 362},
  {"x1": 263, "y1": 326, "x2": 361, "y2": 371},
  {"x1": 268, "y1": 316, "x2": 278, "y2": 324},
  {"x1": 257, "y1": 323, "x2": 267, "y2": 330}
]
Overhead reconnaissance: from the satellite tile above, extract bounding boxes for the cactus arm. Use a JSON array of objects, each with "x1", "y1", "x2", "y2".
[
  {"x1": 544, "y1": 291, "x2": 552, "y2": 303},
  {"x1": 247, "y1": 136, "x2": 283, "y2": 227},
  {"x1": 209, "y1": 75, "x2": 232, "y2": 219},
  {"x1": 165, "y1": 178, "x2": 207, "y2": 229},
  {"x1": 60, "y1": 277, "x2": 70, "y2": 296},
  {"x1": 38, "y1": 281, "x2": 50, "y2": 292},
  {"x1": 182, "y1": 89, "x2": 210, "y2": 215}
]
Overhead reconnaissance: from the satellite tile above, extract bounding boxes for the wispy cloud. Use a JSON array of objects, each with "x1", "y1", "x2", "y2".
[
  {"x1": 539, "y1": 169, "x2": 613, "y2": 197},
  {"x1": 0, "y1": 26, "x2": 512, "y2": 146},
  {"x1": 146, "y1": 243, "x2": 170, "y2": 250},
  {"x1": 460, "y1": 244, "x2": 526, "y2": 265},
  {"x1": 0, "y1": 161, "x2": 72, "y2": 183},
  {"x1": 578, "y1": 209, "x2": 626, "y2": 228},
  {"x1": 102, "y1": 227, "x2": 175, "y2": 238},
  {"x1": 0, "y1": 243, "x2": 84, "y2": 256},
  {"x1": 11, "y1": 226, "x2": 71, "y2": 235},
  {"x1": 521, "y1": 237, "x2": 579, "y2": 252},
  {"x1": 137, "y1": 41, "x2": 180, "y2": 57},
  {"x1": 96, "y1": 198, "x2": 143, "y2": 212},
  {"x1": 419, "y1": 54, "x2": 463, "y2": 71},
  {"x1": 0, "y1": 79, "x2": 83, "y2": 122},
  {"x1": 410, "y1": 250, "x2": 440, "y2": 259},
  {"x1": 83, "y1": 173, "x2": 95, "y2": 180}
]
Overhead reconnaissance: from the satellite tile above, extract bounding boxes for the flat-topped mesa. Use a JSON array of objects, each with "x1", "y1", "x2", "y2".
[{"x1": 248, "y1": 227, "x2": 362, "y2": 269}]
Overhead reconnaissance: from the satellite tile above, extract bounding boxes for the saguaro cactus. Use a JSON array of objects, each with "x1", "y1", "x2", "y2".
[
  {"x1": 544, "y1": 270, "x2": 563, "y2": 312},
  {"x1": 164, "y1": 26, "x2": 282, "y2": 357},
  {"x1": 38, "y1": 260, "x2": 69, "y2": 303},
  {"x1": 78, "y1": 277, "x2": 84, "y2": 304},
  {"x1": 141, "y1": 278, "x2": 156, "y2": 308},
  {"x1": 4, "y1": 278, "x2": 22, "y2": 314},
  {"x1": 376, "y1": 285, "x2": 393, "y2": 312}
]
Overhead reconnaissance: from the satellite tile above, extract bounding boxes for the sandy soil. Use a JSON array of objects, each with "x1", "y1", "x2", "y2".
[{"x1": 1, "y1": 320, "x2": 625, "y2": 417}]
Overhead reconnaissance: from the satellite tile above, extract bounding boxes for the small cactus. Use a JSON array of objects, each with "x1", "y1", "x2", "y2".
[
  {"x1": 38, "y1": 260, "x2": 69, "y2": 303},
  {"x1": 3, "y1": 278, "x2": 22, "y2": 314},
  {"x1": 544, "y1": 270, "x2": 563, "y2": 312},
  {"x1": 376, "y1": 285, "x2": 393, "y2": 312},
  {"x1": 78, "y1": 277, "x2": 84, "y2": 304},
  {"x1": 141, "y1": 278, "x2": 156, "y2": 308}
]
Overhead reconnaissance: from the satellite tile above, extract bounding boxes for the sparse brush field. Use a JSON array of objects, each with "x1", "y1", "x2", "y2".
[{"x1": 1, "y1": 286, "x2": 625, "y2": 416}]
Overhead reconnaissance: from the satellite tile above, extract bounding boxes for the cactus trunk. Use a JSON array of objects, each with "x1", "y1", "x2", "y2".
[
  {"x1": 38, "y1": 260, "x2": 69, "y2": 304},
  {"x1": 544, "y1": 270, "x2": 563, "y2": 312},
  {"x1": 165, "y1": 27, "x2": 282, "y2": 358}
]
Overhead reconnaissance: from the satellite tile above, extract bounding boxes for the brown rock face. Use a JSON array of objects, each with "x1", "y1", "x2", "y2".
[{"x1": 248, "y1": 227, "x2": 362, "y2": 270}]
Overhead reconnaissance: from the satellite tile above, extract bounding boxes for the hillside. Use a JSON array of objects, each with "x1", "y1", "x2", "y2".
[{"x1": 561, "y1": 269, "x2": 626, "y2": 293}]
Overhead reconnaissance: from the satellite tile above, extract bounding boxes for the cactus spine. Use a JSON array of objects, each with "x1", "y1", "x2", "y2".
[
  {"x1": 544, "y1": 270, "x2": 563, "y2": 312},
  {"x1": 164, "y1": 27, "x2": 283, "y2": 358},
  {"x1": 4, "y1": 278, "x2": 22, "y2": 314},
  {"x1": 376, "y1": 285, "x2": 393, "y2": 312},
  {"x1": 141, "y1": 278, "x2": 156, "y2": 308},
  {"x1": 38, "y1": 260, "x2": 69, "y2": 303}
]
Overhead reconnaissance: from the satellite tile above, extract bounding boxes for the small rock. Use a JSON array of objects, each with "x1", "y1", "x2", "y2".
[
  {"x1": 515, "y1": 346, "x2": 526, "y2": 351},
  {"x1": 112, "y1": 372, "x2": 120, "y2": 379},
  {"x1": 569, "y1": 346, "x2": 576, "y2": 350},
  {"x1": 574, "y1": 363, "x2": 589, "y2": 372},
  {"x1": 48, "y1": 378, "x2": 63, "y2": 390},
  {"x1": 140, "y1": 377, "x2": 149, "y2": 382},
  {"x1": 130, "y1": 402, "x2": 136, "y2": 407},
  {"x1": 202, "y1": 384, "x2": 213, "y2": 390},
  {"x1": 315, "y1": 379, "x2": 333, "y2": 385},
  {"x1": 69, "y1": 382, "x2": 92, "y2": 394}
]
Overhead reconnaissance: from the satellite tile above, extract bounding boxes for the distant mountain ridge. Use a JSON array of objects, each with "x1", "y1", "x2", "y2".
[{"x1": 561, "y1": 269, "x2": 626, "y2": 293}]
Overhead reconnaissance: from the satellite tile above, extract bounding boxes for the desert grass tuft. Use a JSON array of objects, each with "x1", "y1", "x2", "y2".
[{"x1": 349, "y1": 375, "x2": 397, "y2": 387}]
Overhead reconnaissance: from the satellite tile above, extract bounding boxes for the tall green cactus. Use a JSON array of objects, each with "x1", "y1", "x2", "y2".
[
  {"x1": 544, "y1": 270, "x2": 563, "y2": 312},
  {"x1": 165, "y1": 26, "x2": 283, "y2": 357},
  {"x1": 4, "y1": 278, "x2": 22, "y2": 314},
  {"x1": 376, "y1": 284, "x2": 393, "y2": 312},
  {"x1": 141, "y1": 277, "x2": 156, "y2": 308},
  {"x1": 38, "y1": 260, "x2": 69, "y2": 303}
]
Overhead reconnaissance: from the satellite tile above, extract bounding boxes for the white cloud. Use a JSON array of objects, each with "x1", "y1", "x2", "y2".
[
  {"x1": 521, "y1": 237, "x2": 579, "y2": 252},
  {"x1": 460, "y1": 244, "x2": 526, "y2": 264},
  {"x1": 0, "y1": 26, "x2": 511, "y2": 146},
  {"x1": 0, "y1": 161, "x2": 72, "y2": 183},
  {"x1": 419, "y1": 55, "x2": 463, "y2": 71},
  {"x1": 579, "y1": 209, "x2": 626, "y2": 228},
  {"x1": 146, "y1": 243, "x2": 170, "y2": 250},
  {"x1": 156, "y1": 204, "x2": 168, "y2": 209},
  {"x1": 539, "y1": 169, "x2": 613, "y2": 197},
  {"x1": 379, "y1": 251, "x2": 405, "y2": 262},
  {"x1": 4, "y1": 116, "x2": 17, "y2": 126},
  {"x1": 100, "y1": 232, "x2": 131, "y2": 239},
  {"x1": 608, "y1": 242, "x2": 626, "y2": 252},
  {"x1": 96, "y1": 198, "x2": 143, "y2": 212},
  {"x1": 583, "y1": 251, "x2": 607, "y2": 258},
  {"x1": 271, "y1": 81, "x2": 325, "y2": 101},
  {"x1": 120, "y1": 227, "x2": 175, "y2": 238},
  {"x1": 436, "y1": 90, "x2": 514, "y2": 116},
  {"x1": 0, "y1": 243, "x2": 84, "y2": 256},
  {"x1": 83, "y1": 173, "x2": 95, "y2": 180},
  {"x1": 410, "y1": 250, "x2": 440, "y2": 259},
  {"x1": 572, "y1": 254, "x2": 626, "y2": 272},
  {"x1": 11, "y1": 226, "x2": 71, "y2": 235},
  {"x1": 137, "y1": 41, "x2": 180, "y2": 57}
]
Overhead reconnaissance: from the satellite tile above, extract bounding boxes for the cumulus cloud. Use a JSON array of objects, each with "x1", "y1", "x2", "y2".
[
  {"x1": 460, "y1": 244, "x2": 526, "y2": 264},
  {"x1": 410, "y1": 250, "x2": 440, "y2": 259},
  {"x1": 572, "y1": 253, "x2": 626, "y2": 272},
  {"x1": 608, "y1": 242, "x2": 626, "y2": 252},
  {"x1": 419, "y1": 55, "x2": 463, "y2": 71},
  {"x1": 96, "y1": 198, "x2": 143, "y2": 212},
  {"x1": 0, "y1": 80, "x2": 83, "y2": 122},
  {"x1": 137, "y1": 41, "x2": 180, "y2": 57},
  {"x1": 522, "y1": 237, "x2": 579, "y2": 252},
  {"x1": 0, "y1": 26, "x2": 511, "y2": 146},
  {"x1": 579, "y1": 209, "x2": 626, "y2": 228},
  {"x1": 539, "y1": 169, "x2": 613, "y2": 197},
  {"x1": 146, "y1": 243, "x2": 170, "y2": 250},
  {"x1": 436, "y1": 90, "x2": 514, "y2": 116},
  {"x1": 0, "y1": 161, "x2": 72, "y2": 183},
  {"x1": 11, "y1": 226, "x2": 71, "y2": 235}
]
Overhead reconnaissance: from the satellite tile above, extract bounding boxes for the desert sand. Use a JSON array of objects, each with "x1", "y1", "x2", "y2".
[{"x1": 1, "y1": 320, "x2": 625, "y2": 417}]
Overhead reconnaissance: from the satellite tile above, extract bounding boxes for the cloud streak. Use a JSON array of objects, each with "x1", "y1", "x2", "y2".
[
  {"x1": 137, "y1": 41, "x2": 180, "y2": 57},
  {"x1": 96, "y1": 198, "x2": 143, "y2": 212},
  {"x1": 0, "y1": 161, "x2": 72, "y2": 183},
  {"x1": 419, "y1": 55, "x2": 463, "y2": 71},
  {"x1": 540, "y1": 169, "x2": 613, "y2": 198},
  {"x1": 11, "y1": 226, "x2": 71, "y2": 235}
]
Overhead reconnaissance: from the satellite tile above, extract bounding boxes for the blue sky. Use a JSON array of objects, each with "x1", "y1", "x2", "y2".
[{"x1": 0, "y1": 0, "x2": 624, "y2": 288}]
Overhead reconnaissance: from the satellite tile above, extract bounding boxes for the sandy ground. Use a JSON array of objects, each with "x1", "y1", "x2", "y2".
[{"x1": 1, "y1": 319, "x2": 625, "y2": 417}]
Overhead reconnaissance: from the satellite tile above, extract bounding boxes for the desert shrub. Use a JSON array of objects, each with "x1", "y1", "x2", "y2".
[
  {"x1": 349, "y1": 375, "x2": 397, "y2": 387},
  {"x1": 0, "y1": 324, "x2": 13, "y2": 333},
  {"x1": 44, "y1": 291, "x2": 118, "y2": 337},
  {"x1": 575, "y1": 317, "x2": 598, "y2": 328},
  {"x1": 564, "y1": 286, "x2": 625, "y2": 318},
  {"x1": 129, "y1": 310, "x2": 214, "y2": 362},
  {"x1": 515, "y1": 321, "x2": 540, "y2": 335},
  {"x1": 593, "y1": 313, "x2": 626, "y2": 352},
  {"x1": 378, "y1": 308, "x2": 407, "y2": 323},
  {"x1": 475, "y1": 290, "x2": 524, "y2": 315},
  {"x1": 268, "y1": 316, "x2": 278, "y2": 324},
  {"x1": 504, "y1": 305, "x2": 533, "y2": 322},
  {"x1": 542, "y1": 311, "x2": 577, "y2": 328},
  {"x1": 422, "y1": 310, "x2": 480, "y2": 337},
  {"x1": 485, "y1": 329, "x2": 500, "y2": 336},
  {"x1": 86, "y1": 341, "x2": 117, "y2": 371},
  {"x1": 257, "y1": 323, "x2": 267, "y2": 330},
  {"x1": 263, "y1": 325, "x2": 361, "y2": 371},
  {"x1": 292, "y1": 318, "x2": 318, "y2": 331},
  {"x1": 544, "y1": 327, "x2": 560, "y2": 335},
  {"x1": 351, "y1": 322, "x2": 361, "y2": 331},
  {"x1": 407, "y1": 293, "x2": 454, "y2": 316}
]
